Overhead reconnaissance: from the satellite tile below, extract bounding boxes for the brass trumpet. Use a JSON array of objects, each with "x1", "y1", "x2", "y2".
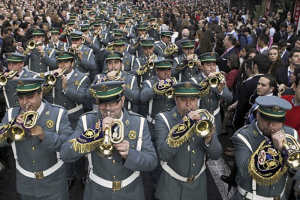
[
  {"x1": 152, "y1": 23, "x2": 159, "y2": 29},
  {"x1": 7, "y1": 106, "x2": 39, "y2": 141},
  {"x1": 187, "y1": 54, "x2": 198, "y2": 69},
  {"x1": 97, "y1": 112, "x2": 124, "y2": 157},
  {"x1": 42, "y1": 68, "x2": 66, "y2": 93},
  {"x1": 209, "y1": 72, "x2": 224, "y2": 88},
  {"x1": 68, "y1": 47, "x2": 79, "y2": 54},
  {"x1": 193, "y1": 109, "x2": 215, "y2": 137},
  {"x1": 23, "y1": 41, "x2": 38, "y2": 55},
  {"x1": 282, "y1": 134, "x2": 300, "y2": 171},
  {"x1": 0, "y1": 70, "x2": 18, "y2": 86},
  {"x1": 164, "y1": 87, "x2": 175, "y2": 99}
]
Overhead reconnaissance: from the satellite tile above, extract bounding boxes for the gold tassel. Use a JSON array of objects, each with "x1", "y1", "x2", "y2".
[
  {"x1": 248, "y1": 141, "x2": 288, "y2": 186},
  {"x1": 69, "y1": 138, "x2": 104, "y2": 154},
  {"x1": 166, "y1": 124, "x2": 195, "y2": 148}
]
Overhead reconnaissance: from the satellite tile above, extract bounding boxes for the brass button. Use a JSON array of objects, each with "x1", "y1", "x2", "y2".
[
  {"x1": 112, "y1": 160, "x2": 116, "y2": 164},
  {"x1": 273, "y1": 187, "x2": 275, "y2": 189},
  {"x1": 40, "y1": 63, "x2": 42, "y2": 65},
  {"x1": 192, "y1": 163, "x2": 195, "y2": 167},
  {"x1": 32, "y1": 147, "x2": 35, "y2": 151},
  {"x1": 192, "y1": 138, "x2": 195, "y2": 141},
  {"x1": 113, "y1": 176, "x2": 116, "y2": 179},
  {"x1": 192, "y1": 150, "x2": 195, "y2": 154},
  {"x1": 131, "y1": 145, "x2": 135, "y2": 148},
  {"x1": 32, "y1": 161, "x2": 36, "y2": 164},
  {"x1": 166, "y1": 104, "x2": 168, "y2": 107}
]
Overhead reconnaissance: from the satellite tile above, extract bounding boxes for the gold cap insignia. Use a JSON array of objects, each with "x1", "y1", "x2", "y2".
[
  {"x1": 7, "y1": 54, "x2": 12, "y2": 58},
  {"x1": 18, "y1": 81, "x2": 24, "y2": 86},
  {"x1": 128, "y1": 130, "x2": 137, "y2": 140},
  {"x1": 74, "y1": 80, "x2": 80, "y2": 86},
  {"x1": 100, "y1": 84, "x2": 108, "y2": 91},
  {"x1": 185, "y1": 82, "x2": 191, "y2": 89},
  {"x1": 210, "y1": 52, "x2": 215, "y2": 57},
  {"x1": 110, "y1": 51, "x2": 115, "y2": 56},
  {"x1": 271, "y1": 106, "x2": 280, "y2": 112},
  {"x1": 59, "y1": 52, "x2": 64, "y2": 56},
  {"x1": 46, "y1": 120, "x2": 54, "y2": 129}
]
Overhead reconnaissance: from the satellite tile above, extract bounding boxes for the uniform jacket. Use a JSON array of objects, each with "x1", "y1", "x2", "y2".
[
  {"x1": 47, "y1": 41, "x2": 67, "y2": 51},
  {"x1": 102, "y1": 51, "x2": 135, "y2": 74},
  {"x1": 133, "y1": 54, "x2": 163, "y2": 84},
  {"x1": 191, "y1": 73, "x2": 233, "y2": 135},
  {"x1": 154, "y1": 107, "x2": 223, "y2": 200},
  {"x1": 2, "y1": 68, "x2": 38, "y2": 109},
  {"x1": 53, "y1": 68, "x2": 90, "y2": 129},
  {"x1": 0, "y1": 101, "x2": 72, "y2": 197},
  {"x1": 24, "y1": 47, "x2": 57, "y2": 73},
  {"x1": 154, "y1": 40, "x2": 167, "y2": 58},
  {"x1": 140, "y1": 76, "x2": 176, "y2": 119},
  {"x1": 60, "y1": 109, "x2": 157, "y2": 200},
  {"x1": 172, "y1": 54, "x2": 199, "y2": 82},
  {"x1": 71, "y1": 45, "x2": 97, "y2": 80},
  {"x1": 232, "y1": 120, "x2": 300, "y2": 199}
]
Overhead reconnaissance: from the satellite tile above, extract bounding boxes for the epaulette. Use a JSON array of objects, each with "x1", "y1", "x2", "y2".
[
  {"x1": 128, "y1": 110, "x2": 142, "y2": 117},
  {"x1": 158, "y1": 109, "x2": 172, "y2": 114}
]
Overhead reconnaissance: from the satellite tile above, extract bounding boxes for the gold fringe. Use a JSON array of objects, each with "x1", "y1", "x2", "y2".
[
  {"x1": 166, "y1": 124, "x2": 195, "y2": 148},
  {"x1": 248, "y1": 141, "x2": 288, "y2": 186},
  {"x1": 69, "y1": 138, "x2": 104, "y2": 154},
  {"x1": 153, "y1": 82, "x2": 165, "y2": 95}
]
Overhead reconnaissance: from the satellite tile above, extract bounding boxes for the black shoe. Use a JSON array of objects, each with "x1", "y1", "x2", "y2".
[
  {"x1": 221, "y1": 174, "x2": 237, "y2": 192},
  {"x1": 68, "y1": 179, "x2": 75, "y2": 190},
  {"x1": 81, "y1": 178, "x2": 86, "y2": 190}
]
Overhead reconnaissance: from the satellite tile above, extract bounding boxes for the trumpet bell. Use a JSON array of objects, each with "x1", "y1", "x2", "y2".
[
  {"x1": 98, "y1": 143, "x2": 115, "y2": 157},
  {"x1": 0, "y1": 76, "x2": 7, "y2": 86},
  {"x1": 209, "y1": 78, "x2": 219, "y2": 88},
  {"x1": 195, "y1": 120, "x2": 213, "y2": 137},
  {"x1": 287, "y1": 152, "x2": 300, "y2": 171},
  {"x1": 283, "y1": 134, "x2": 300, "y2": 171},
  {"x1": 7, "y1": 126, "x2": 26, "y2": 141}
]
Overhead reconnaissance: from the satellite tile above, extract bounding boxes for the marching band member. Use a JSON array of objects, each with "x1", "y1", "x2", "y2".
[
  {"x1": 0, "y1": 78, "x2": 73, "y2": 200},
  {"x1": 154, "y1": 81, "x2": 223, "y2": 200},
  {"x1": 61, "y1": 81, "x2": 157, "y2": 200}
]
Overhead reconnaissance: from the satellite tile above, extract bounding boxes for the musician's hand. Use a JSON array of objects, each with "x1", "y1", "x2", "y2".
[
  {"x1": 196, "y1": 60, "x2": 201, "y2": 67},
  {"x1": 187, "y1": 54, "x2": 194, "y2": 61},
  {"x1": 86, "y1": 37, "x2": 92, "y2": 44},
  {"x1": 37, "y1": 46, "x2": 45, "y2": 57},
  {"x1": 77, "y1": 50, "x2": 83, "y2": 60},
  {"x1": 54, "y1": 68, "x2": 63, "y2": 74},
  {"x1": 187, "y1": 111, "x2": 200, "y2": 121},
  {"x1": 207, "y1": 72, "x2": 216, "y2": 78},
  {"x1": 113, "y1": 140, "x2": 130, "y2": 159},
  {"x1": 204, "y1": 125, "x2": 215, "y2": 144},
  {"x1": 107, "y1": 71, "x2": 118, "y2": 79},
  {"x1": 30, "y1": 125, "x2": 45, "y2": 140},
  {"x1": 61, "y1": 75, "x2": 67, "y2": 90},
  {"x1": 102, "y1": 117, "x2": 114, "y2": 130},
  {"x1": 217, "y1": 80, "x2": 226, "y2": 94},
  {"x1": 16, "y1": 114, "x2": 24, "y2": 125},
  {"x1": 271, "y1": 130, "x2": 286, "y2": 151}
]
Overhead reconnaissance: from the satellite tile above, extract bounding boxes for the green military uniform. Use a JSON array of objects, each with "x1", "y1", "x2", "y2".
[
  {"x1": 190, "y1": 52, "x2": 233, "y2": 135},
  {"x1": 68, "y1": 31, "x2": 97, "y2": 81},
  {"x1": 92, "y1": 51, "x2": 140, "y2": 111},
  {"x1": 60, "y1": 81, "x2": 157, "y2": 200},
  {"x1": 128, "y1": 24, "x2": 148, "y2": 58},
  {"x1": 0, "y1": 78, "x2": 73, "y2": 200},
  {"x1": 172, "y1": 40, "x2": 199, "y2": 82},
  {"x1": 24, "y1": 29, "x2": 57, "y2": 74},
  {"x1": 47, "y1": 28, "x2": 67, "y2": 51},
  {"x1": 154, "y1": 82, "x2": 223, "y2": 200},
  {"x1": 132, "y1": 38, "x2": 163, "y2": 85},
  {"x1": 232, "y1": 96, "x2": 300, "y2": 200},
  {"x1": 2, "y1": 52, "x2": 38, "y2": 109},
  {"x1": 154, "y1": 31, "x2": 172, "y2": 58}
]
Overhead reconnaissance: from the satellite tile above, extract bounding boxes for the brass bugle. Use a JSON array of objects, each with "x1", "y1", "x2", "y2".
[
  {"x1": 0, "y1": 70, "x2": 18, "y2": 86},
  {"x1": 194, "y1": 109, "x2": 214, "y2": 137},
  {"x1": 164, "y1": 87, "x2": 174, "y2": 99},
  {"x1": 209, "y1": 72, "x2": 224, "y2": 88},
  {"x1": 98, "y1": 112, "x2": 124, "y2": 157}
]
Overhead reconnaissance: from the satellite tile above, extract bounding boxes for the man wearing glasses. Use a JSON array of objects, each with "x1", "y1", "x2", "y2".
[{"x1": 61, "y1": 81, "x2": 157, "y2": 200}]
